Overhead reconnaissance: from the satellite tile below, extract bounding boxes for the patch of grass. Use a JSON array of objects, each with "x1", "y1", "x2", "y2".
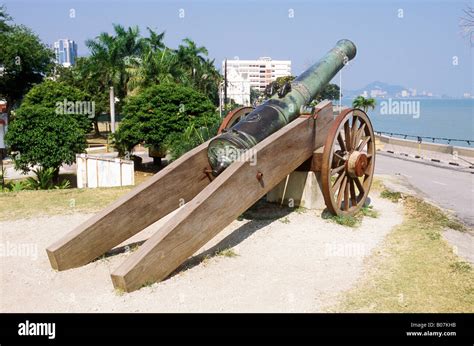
[
  {"x1": 327, "y1": 214, "x2": 360, "y2": 228},
  {"x1": 294, "y1": 206, "x2": 307, "y2": 214},
  {"x1": 380, "y1": 189, "x2": 402, "y2": 202},
  {"x1": 360, "y1": 205, "x2": 379, "y2": 218},
  {"x1": 279, "y1": 216, "x2": 290, "y2": 224},
  {"x1": 370, "y1": 178, "x2": 385, "y2": 191},
  {"x1": 0, "y1": 186, "x2": 132, "y2": 221},
  {"x1": 450, "y1": 261, "x2": 471, "y2": 274},
  {"x1": 216, "y1": 248, "x2": 238, "y2": 258},
  {"x1": 332, "y1": 196, "x2": 474, "y2": 312},
  {"x1": 445, "y1": 219, "x2": 467, "y2": 232}
]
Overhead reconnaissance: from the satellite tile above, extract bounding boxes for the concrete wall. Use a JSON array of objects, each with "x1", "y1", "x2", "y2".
[{"x1": 376, "y1": 135, "x2": 474, "y2": 158}]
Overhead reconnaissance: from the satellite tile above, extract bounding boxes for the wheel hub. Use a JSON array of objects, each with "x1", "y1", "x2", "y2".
[{"x1": 347, "y1": 151, "x2": 368, "y2": 177}]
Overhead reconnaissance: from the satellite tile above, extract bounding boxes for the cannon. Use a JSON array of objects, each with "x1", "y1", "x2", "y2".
[
  {"x1": 208, "y1": 39, "x2": 357, "y2": 175},
  {"x1": 46, "y1": 39, "x2": 376, "y2": 292}
]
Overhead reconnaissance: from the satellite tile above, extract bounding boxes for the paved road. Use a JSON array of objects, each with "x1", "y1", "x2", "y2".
[{"x1": 375, "y1": 152, "x2": 474, "y2": 226}]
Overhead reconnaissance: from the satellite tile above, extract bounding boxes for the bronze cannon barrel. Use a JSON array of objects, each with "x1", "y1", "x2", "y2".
[{"x1": 207, "y1": 39, "x2": 357, "y2": 175}]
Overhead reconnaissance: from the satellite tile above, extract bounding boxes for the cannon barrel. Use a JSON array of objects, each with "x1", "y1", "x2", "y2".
[{"x1": 207, "y1": 39, "x2": 357, "y2": 175}]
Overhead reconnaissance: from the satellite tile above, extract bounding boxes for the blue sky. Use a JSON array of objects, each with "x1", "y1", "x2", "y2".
[{"x1": 3, "y1": 0, "x2": 473, "y2": 97}]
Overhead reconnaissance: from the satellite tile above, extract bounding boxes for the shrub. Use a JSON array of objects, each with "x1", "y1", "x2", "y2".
[
  {"x1": 5, "y1": 105, "x2": 87, "y2": 179},
  {"x1": 165, "y1": 118, "x2": 220, "y2": 161},
  {"x1": 112, "y1": 83, "x2": 218, "y2": 155},
  {"x1": 20, "y1": 80, "x2": 92, "y2": 133},
  {"x1": 26, "y1": 167, "x2": 55, "y2": 190}
]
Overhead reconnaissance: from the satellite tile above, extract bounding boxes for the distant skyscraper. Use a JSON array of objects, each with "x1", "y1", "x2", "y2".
[{"x1": 54, "y1": 39, "x2": 78, "y2": 67}]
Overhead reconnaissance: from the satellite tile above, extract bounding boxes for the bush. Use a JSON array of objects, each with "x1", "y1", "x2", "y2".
[
  {"x1": 165, "y1": 118, "x2": 220, "y2": 161},
  {"x1": 113, "y1": 83, "x2": 218, "y2": 155},
  {"x1": 26, "y1": 167, "x2": 55, "y2": 190},
  {"x1": 5, "y1": 105, "x2": 87, "y2": 178},
  {"x1": 20, "y1": 80, "x2": 92, "y2": 133}
]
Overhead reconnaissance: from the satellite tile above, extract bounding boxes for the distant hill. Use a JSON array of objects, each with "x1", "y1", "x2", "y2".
[{"x1": 345, "y1": 81, "x2": 407, "y2": 98}]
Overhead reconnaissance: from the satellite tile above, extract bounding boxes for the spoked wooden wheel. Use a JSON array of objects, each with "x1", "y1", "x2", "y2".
[
  {"x1": 217, "y1": 106, "x2": 254, "y2": 134},
  {"x1": 321, "y1": 108, "x2": 376, "y2": 216}
]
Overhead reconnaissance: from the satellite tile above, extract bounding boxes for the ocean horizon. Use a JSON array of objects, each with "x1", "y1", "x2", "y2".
[{"x1": 341, "y1": 98, "x2": 474, "y2": 148}]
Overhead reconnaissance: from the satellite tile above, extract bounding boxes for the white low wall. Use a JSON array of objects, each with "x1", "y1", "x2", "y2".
[
  {"x1": 76, "y1": 154, "x2": 134, "y2": 188},
  {"x1": 376, "y1": 135, "x2": 474, "y2": 158}
]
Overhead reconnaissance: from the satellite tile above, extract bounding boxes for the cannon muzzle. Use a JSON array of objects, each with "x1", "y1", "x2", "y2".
[{"x1": 208, "y1": 39, "x2": 357, "y2": 175}]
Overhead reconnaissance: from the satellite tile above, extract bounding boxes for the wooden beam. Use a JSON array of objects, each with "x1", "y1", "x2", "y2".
[
  {"x1": 111, "y1": 116, "x2": 316, "y2": 292},
  {"x1": 46, "y1": 141, "x2": 212, "y2": 271}
]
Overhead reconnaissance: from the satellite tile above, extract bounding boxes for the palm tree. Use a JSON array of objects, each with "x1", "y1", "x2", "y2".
[
  {"x1": 85, "y1": 24, "x2": 144, "y2": 102},
  {"x1": 352, "y1": 95, "x2": 376, "y2": 112},
  {"x1": 176, "y1": 38, "x2": 209, "y2": 84}
]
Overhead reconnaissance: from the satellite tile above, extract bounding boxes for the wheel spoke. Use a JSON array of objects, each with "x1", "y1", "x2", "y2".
[
  {"x1": 336, "y1": 176, "x2": 347, "y2": 208},
  {"x1": 344, "y1": 182, "x2": 350, "y2": 211},
  {"x1": 331, "y1": 164, "x2": 345, "y2": 175},
  {"x1": 337, "y1": 132, "x2": 346, "y2": 151},
  {"x1": 353, "y1": 123, "x2": 366, "y2": 150},
  {"x1": 349, "y1": 178, "x2": 357, "y2": 206},
  {"x1": 350, "y1": 116, "x2": 358, "y2": 148},
  {"x1": 354, "y1": 176, "x2": 365, "y2": 195},
  {"x1": 344, "y1": 121, "x2": 351, "y2": 151},
  {"x1": 332, "y1": 171, "x2": 346, "y2": 193},
  {"x1": 357, "y1": 136, "x2": 371, "y2": 151},
  {"x1": 334, "y1": 152, "x2": 345, "y2": 161}
]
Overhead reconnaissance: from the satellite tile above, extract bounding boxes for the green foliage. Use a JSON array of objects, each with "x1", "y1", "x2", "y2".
[
  {"x1": 0, "y1": 9, "x2": 54, "y2": 112},
  {"x1": 326, "y1": 214, "x2": 360, "y2": 227},
  {"x1": 380, "y1": 190, "x2": 402, "y2": 202},
  {"x1": 20, "y1": 80, "x2": 92, "y2": 133},
  {"x1": 250, "y1": 87, "x2": 262, "y2": 105},
  {"x1": 360, "y1": 205, "x2": 379, "y2": 218},
  {"x1": 352, "y1": 96, "x2": 377, "y2": 112},
  {"x1": 26, "y1": 167, "x2": 55, "y2": 190},
  {"x1": 264, "y1": 75, "x2": 295, "y2": 98},
  {"x1": 6, "y1": 180, "x2": 28, "y2": 192},
  {"x1": 113, "y1": 84, "x2": 218, "y2": 155},
  {"x1": 314, "y1": 83, "x2": 340, "y2": 102},
  {"x1": 54, "y1": 57, "x2": 110, "y2": 133},
  {"x1": 5, "y1": 105, "x2": 87, "y2": 174},
  {"x1": 166, "y1": 118, "x2": 220, "y2": 161}
]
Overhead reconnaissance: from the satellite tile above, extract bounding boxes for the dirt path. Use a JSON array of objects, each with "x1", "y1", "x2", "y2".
[{"x1": 0, "y1": 195, "x2": 402, "y2": 312}]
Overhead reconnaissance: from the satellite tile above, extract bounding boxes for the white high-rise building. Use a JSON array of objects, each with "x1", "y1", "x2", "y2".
[{"x1": 223, "y1": 57, "x2": 291, "y2": 105}]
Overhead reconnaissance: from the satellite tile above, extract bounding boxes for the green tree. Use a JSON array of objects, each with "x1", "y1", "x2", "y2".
[
  {"x1": 250, "y1": 87, "x2": 262, "y2": 105},
  {"x1": 352, "y1": 95, "x2": 377, "y2": 112},
  {"x1": 264, "y1": 75, "x2": 296, "y2": 98},
  {"x1": 112, "y1": 84, "x2": 218, "y2": 155},
  {"x1": 54, "y1": 57, "x2": 109, "y2": 134},
  {"x1": 20, "y1": 80, "x2": 92, "y2": 133},
  {"x1": 0, "y1": 5, "x2": 11, "y2": 33},
  {"x1": 315, "y1": 83, "x2": 340, "y2": 102},
  {"x1": 5, "y1": 105, "x2": 87, "y2": 182},
  {"x1": 0, "y1": 9, "x2": 54, "y2": 116},
  {"x1": 85, "y1": 24, "x2": 144, "y2": 111}
]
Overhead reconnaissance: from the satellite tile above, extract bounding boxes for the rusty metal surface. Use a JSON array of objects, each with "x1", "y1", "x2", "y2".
[{"x1": 321, "y1": 108, "x2": 375, "y2": 216}]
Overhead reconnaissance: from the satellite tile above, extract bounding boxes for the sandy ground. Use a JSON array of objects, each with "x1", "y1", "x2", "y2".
[{"x1": 0, "y1": 195, "x2": 402, "y2": 312}]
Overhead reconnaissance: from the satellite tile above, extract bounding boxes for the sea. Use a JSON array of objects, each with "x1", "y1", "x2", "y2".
[{"x1": 341, "y1": 99, "x2": 474, "y2": 148}]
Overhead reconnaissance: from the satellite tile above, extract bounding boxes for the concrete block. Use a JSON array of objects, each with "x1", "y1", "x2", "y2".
[{"x1": 266, "y1": 171, "x2": 326, "y2": 210}]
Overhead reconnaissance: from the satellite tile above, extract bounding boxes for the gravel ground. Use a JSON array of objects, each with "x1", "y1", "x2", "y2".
[{"x1": 0, "y1": 195, "x2": 402, "y2": 312}]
